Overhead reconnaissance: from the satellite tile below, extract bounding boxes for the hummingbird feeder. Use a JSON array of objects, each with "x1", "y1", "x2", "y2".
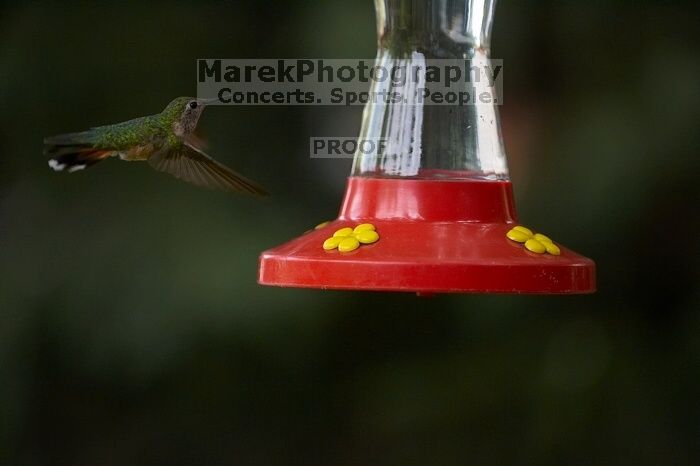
[{"x1": 258, "y1": 0, "x2": 595, "y2": 294}]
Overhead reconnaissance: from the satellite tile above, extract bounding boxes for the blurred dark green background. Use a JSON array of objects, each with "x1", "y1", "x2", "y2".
[{"x1": 1, "y1": 0, "x2": 699, "y2": 464}]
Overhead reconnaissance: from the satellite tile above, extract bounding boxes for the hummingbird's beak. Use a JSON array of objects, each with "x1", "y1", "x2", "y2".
[{"x1": 198, "y1": 98, "x2": 220, "y2": 106}]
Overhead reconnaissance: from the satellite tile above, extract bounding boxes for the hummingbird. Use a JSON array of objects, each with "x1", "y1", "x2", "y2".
[{"x1": 44, "y1": 97, "x2": 268, "y2": 196}]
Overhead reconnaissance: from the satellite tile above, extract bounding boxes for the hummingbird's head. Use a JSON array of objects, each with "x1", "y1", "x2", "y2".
[{"x1": 164, "y1": 96, "x2": 212, "y2": 136}]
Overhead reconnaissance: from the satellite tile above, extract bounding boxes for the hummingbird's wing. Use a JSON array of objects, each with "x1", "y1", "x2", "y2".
[
  {"x1": 148, "y1": 143, "x2": 268, "y2": 196},
  {"x1": 183, "y1": 132, "x2": 208, "y2": 151}
]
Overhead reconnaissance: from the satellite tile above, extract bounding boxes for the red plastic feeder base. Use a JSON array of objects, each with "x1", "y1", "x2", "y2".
[{"x1": 258, "y1": 177, "x2": 596, "y2": 294}]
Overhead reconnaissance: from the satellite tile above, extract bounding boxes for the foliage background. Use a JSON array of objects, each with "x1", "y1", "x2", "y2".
[{"x1": 1, "y1": 0, "x2": 698, "y2": 464}]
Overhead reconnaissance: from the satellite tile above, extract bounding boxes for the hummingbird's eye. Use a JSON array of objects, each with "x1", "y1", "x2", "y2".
[{"x1": 189, "y1": 101, "x2": 198, "y2": 109}]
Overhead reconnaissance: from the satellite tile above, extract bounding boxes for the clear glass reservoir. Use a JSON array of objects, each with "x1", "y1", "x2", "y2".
[{"x1": 352, "y1": 0, "x2": 508, "y2": 180}]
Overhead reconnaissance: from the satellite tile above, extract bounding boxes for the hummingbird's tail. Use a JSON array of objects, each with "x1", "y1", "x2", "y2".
[{"x1": 44, "y1": 133, "x2": 113, "y2": 172}]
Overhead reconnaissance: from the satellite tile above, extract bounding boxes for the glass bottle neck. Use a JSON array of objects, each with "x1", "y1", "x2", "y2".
[{"x1": 375, "y1": 0, "x2": 496, "y2": 57}]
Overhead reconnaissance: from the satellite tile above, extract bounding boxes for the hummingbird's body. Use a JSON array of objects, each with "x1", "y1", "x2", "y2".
[{"x1": 45, "y1": 97, "x2": 268, "y2": 195}]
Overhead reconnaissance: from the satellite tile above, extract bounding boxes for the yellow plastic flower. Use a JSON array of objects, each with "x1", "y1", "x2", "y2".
[
  {"x1": 323, "y1": 223, "x2": 380, "y2": 252},
  {"x1": 506, "y1": 225, "x2": 561, "y2": 256}
]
